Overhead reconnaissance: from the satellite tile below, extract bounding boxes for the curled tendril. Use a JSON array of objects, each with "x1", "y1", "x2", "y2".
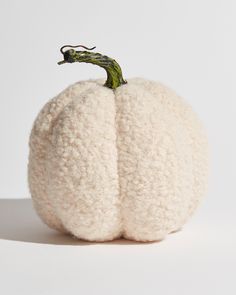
[{"x1": 60, "y1": 44, "x2": 96, "y2": 54}]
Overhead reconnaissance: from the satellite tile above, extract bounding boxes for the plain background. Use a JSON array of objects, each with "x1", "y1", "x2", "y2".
[{"x1": 0, "y1": 0, "x2": 235, "y2": 294}]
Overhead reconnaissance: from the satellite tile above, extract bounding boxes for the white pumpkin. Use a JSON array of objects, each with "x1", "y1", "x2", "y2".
[{"x1": 28, "y1": 46, "x2": 208, "y2": 242}]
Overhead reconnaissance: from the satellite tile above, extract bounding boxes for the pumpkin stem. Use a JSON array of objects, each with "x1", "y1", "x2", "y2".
[{"x1": 58, "y1": 45, "x2": 127, "y2": 89}]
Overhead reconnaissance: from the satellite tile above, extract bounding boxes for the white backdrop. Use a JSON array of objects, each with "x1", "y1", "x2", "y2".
[{"x1": 0, "y1": 1, "x2": 235, "y2": 294}]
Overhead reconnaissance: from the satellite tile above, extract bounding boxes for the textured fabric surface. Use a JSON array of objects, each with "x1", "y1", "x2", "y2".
[{"x1": 28, "y1": 78, "x2": 208, "y2": 242}]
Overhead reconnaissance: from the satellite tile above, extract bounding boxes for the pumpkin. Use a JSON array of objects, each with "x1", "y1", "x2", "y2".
[{"x1": 28, "y1": 45, "x2": 208, "y2": 242}]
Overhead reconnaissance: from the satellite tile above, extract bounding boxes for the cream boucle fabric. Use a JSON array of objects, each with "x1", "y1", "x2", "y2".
[{"x1": 28, "y1": 78, "x2": 208, "y2": 242}]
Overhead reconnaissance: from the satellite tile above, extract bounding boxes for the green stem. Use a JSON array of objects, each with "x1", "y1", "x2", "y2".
[{"x1": 59, "y1": 49, "x2": 127, "y2": 90}]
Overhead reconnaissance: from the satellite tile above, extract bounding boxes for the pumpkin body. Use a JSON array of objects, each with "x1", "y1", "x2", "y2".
[{"x1": 28, "y1": 78, "x2": 208, "y2": 242}]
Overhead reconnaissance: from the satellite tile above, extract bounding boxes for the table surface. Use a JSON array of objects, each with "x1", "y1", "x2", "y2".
[{"x1": 0, "y1": 198, "x2": 235, "y2": 295}]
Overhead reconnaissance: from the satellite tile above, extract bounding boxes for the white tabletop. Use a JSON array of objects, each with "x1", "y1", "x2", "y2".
[{"x1": 0, "y1": 198, "x2": 235, "y2": 295}]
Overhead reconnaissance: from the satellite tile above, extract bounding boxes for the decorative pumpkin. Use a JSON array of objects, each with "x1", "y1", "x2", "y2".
[{"x1": 28, "y1": 45, "x2": 208, "y2": 242}]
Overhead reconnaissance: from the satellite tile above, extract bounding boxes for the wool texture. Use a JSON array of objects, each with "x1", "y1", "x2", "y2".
[{"x1": 28, "y1": 78, "x2": 208, "y2": 242}]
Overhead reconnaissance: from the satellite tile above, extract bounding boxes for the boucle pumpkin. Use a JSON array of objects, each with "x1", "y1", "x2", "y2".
[{"x1": 28, "y1": 45, "x2": 208, "y2": 242}]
